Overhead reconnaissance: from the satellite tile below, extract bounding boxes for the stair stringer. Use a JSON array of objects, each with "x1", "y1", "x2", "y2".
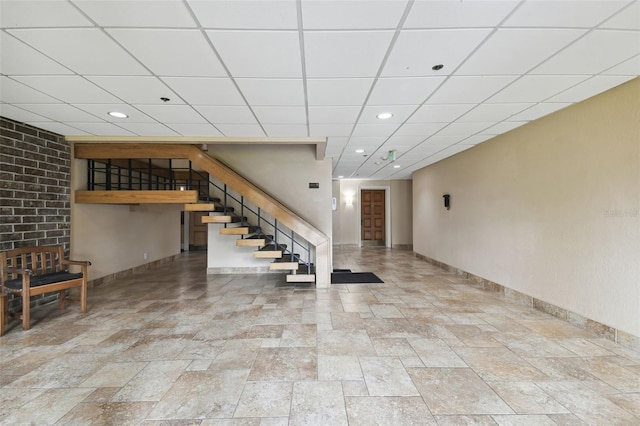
[{"x1": 185, "y1": 146, "x2": 330, "y2": 288}]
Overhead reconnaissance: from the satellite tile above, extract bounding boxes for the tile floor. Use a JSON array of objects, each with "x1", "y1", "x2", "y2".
[{"x1": 1, "y1": 248, "x2": 639, "y2": 425}]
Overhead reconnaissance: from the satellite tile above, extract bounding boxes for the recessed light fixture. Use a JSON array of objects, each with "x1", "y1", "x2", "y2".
[
  {"x1": 393, "y1": 164, "x2": 401, "y2": 169},
  {"x1": 432, "y1": 64, "x2": 444, "y2": 71},
  {"x1": 376, "y1": 112, "x2": 393, "y2": 120},
  {"x1": 355, "y1": 149, "x2": 365, "y2": 153},
  {"x1": 108, "y1": 111, "x2": 128, "y2": 118},
  {"x1": 338, "y1": 175, "x2": 344, "y2": 179}
]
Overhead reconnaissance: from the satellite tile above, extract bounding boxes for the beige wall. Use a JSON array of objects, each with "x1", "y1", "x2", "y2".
[
  {"x1": 208, "y1": 144, "x2": 333, "y2": 241},
  {"x1": 333, "y1": 179, "x2": 413, "y2": 247},
  {"x1": 413, "y1": 78, "x2": 640, "y2": 337}
]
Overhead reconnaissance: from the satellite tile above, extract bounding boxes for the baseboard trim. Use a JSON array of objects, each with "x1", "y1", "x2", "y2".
[
  {"x1": 89, "y1": 253, "x2": 183, "y2": 287},
  {"x1": 392, "y1": 244, "x2": 413, "y2": 250},
  {"x1": 413, "y1": 252, "x2": 639, "y2": 352},
  {"x1": 207, "y1": 266, "x2": 272, "y2": 274}
]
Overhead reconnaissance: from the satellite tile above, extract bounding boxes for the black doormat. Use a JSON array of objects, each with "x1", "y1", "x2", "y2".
[
  {"x1": 333, "y1": 268, "x2": 351, "y2": 273},
  {"x1": 331, "y1": 271, "x2": 384, "y2": 284}
]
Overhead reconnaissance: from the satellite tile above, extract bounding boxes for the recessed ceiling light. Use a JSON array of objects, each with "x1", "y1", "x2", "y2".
[
  {"x1": 432, "y1": 64, "x2": 444, "y2": 71},
  {"x1": 338, "y1": 175, "x2": 344, "y2": 179},
  {"x1": 376, "y1": 112, "x2": 393, "y2": 120},
  {"x1": 355, "y1": 149, "x2": 365, "y2": 153},
  {"x1": 108, "y1": 111, "x2": 128, "y2": 118},
  {"x1": 393, "y1": 165, "x2": 401, "y2": 168}
]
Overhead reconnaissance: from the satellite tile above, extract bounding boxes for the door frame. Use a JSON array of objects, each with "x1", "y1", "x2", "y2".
[{"x1": 357, "y1": 185, "x2": 391, "y2": 248}]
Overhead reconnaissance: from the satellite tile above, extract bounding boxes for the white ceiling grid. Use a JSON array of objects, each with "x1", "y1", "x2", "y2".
[{"x1": 0, "y1": 0, "x2": 638, "y2": 180}]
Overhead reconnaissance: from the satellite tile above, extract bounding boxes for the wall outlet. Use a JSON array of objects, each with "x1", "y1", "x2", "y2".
[{"x1": 143, "y1": 252, "x2": 148, "y2": 260}]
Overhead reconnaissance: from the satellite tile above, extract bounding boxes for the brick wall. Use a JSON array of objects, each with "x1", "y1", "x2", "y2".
[{"x1": 1, "y1": 116, "x2": 72, "y2": 311}]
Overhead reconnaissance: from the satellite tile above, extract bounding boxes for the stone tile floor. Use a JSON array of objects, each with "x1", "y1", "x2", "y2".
[{"x1": 1, "y1": 248, "x2": 639, "y2": 425}]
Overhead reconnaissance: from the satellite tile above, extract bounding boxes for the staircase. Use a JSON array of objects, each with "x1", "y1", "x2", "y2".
[{"x1": 73, "y1": 143, "x2": 328, "y2": 286}]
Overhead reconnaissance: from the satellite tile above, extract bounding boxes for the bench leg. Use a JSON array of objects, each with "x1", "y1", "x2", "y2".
[
  {"x1": 0, "y1": 293, "x2": 7, "y2": 337},
  {"x1": 58, "y1": 290, "x2": 66, "y2": 310},
  {"x1": 80, "y1": 281, "x2": 87, "y2": 313},
  {"x1": 22, "y1": 291, "x2": 30, "y2": 331}
]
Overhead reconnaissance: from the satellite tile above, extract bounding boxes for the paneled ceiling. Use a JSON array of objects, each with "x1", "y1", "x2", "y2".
[{"x1": 1, "y1": 0, "x2": 638, "y2": 180}]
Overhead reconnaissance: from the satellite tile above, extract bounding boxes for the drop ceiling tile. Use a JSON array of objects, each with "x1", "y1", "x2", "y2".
[
  {"x1": 385, "y1": 134, "x2": 429, "y2": 146},
  {"x1": 235, "y1": 79, "x2": 304, "y2": 106},
  {"x1": 252, "y1": 106, "x2": 307, "y2": 124},
  {"x1": 262, "y1": 124, "x2": 309, "y2": 137},
  {"x1": 8, "y1": 29, "x2": 149, "y2": 75},
  {"x1": 65, "y1": 122, "x2": 136, "y2": 136},
  {"x1": 548, "y1": 75, "x2": 636, "y2": 103},
  {"x1": 26, "y1": 122, "x2": 90, "y2": 136},
  {"x1": 301, "y1": 0, "x2": 408, "y2": 29},
  {"x1": 13, "y1": 76, "x2": 121, "y2": 104},
  {"x1": 347, "y1": 136, "x2": 388, "y2": 147},
  {"x1": 135, "y1": 105, "x2": 207, "y2": 124},
  {"x1": 308, "y1": 106, "x2": 362, "y2": 124},
  {"x1": 162, "y1": 77, "x2": 245, "y2": 106},
  {"x1": 116, "y1": 122, "x2": 179, "y2": 136},
  {"x1": 17, "y1": 104, "x2": 104, "y2": 122},
  {"x1": 603, "y1": 55, "x2": 640, "y2": 75},
  {"x1": 359, "y1": 105, "x2": 419, "y2": 124},
  {"x1": 456, "y1": 28, "x2": 586, "y2": 75},
  {"x1": 393, "y1": 122, "x2": 447, "y2": 137},
  {"x1": 408, "y1": 104, "x2": 476, "y2": 123},
  {"x1": 505, "y1": 1, "x2": 628, "y2": 28},
  {"x1": 533, "y1": 30, "x2": 640, "y2": 75},
  {"x1": 428, "y1": 76, "x2": 519, "y2": 104},
  {"x1": 309, "y1": 124, "x2": 353, "y2": 137},
  {"x1": 405, "y1": 0, "x2": 518, "y2": 28},
  {"x1": 215, "y1": 124, "x2": 265, "y2": 137},
  {"x1": 382, "y1": 29, "x2": 491, "y2": 77},
  {"x1": 167, "y1": 123, "x2": 223, "y2": 137},
  {"x1": 195, "y1": 106, "x2": 257, "y2": 124},
  {"x1": 207, "y1": 31, "x2": 302, "y2": 78},
  {"x1": 368, "y1": 77, "x2": 446, "y2": 105},
  {"x1": 0, "y1": 33, "x2": 72, "y2": 75},
  {"x1": 484, "y1": 121, "x2": 527, "y2": 135},
  {"x1": 86, "y1": 76, "x2": 183, "y2": 104},
  {"x1": 74, "y1": 0, "x2": 196, "y2": 27},
  {"x1": 108, "y1": 29, "x2": 226, "y2": 77},
  {"x1": 351, "y1": 123, "x2": 399, "y2": 137},
  {"x1": 0, "y1": 77, "x2": 59, "y2": 103},
  {"x1": 507, "y1": 103, "x2": 571, "y2": 122},
  {"x1": 307, "y1": 79, "x2": 374, "y2": 106},
  {"x1": 435, "y1": 122, "x2": 495, "y2": 137},
  {"x1": 488, "y1": 75, "x2": 590, "y2": 103},
  {"x1": 188, "y1": 0, "x2": 298, "y2": 29},
  {"x1": 304, "y1": 31, "x2": 394, "y2": 78},
  {"x1": 460, "y1": 134, "x2": 495, "y2": 146},
  {"x1": 419, "y1": 135, "x2": 463, "y2": 147},
  {"x1": 0, "y1": 1, "x2": 93, "y2": 27},
  {"x1": 0, "y1": 104, "x2": 51, "y2": 123},
  {"x1": 600, "y1": 1, "x2": 640, "y2": 30},
  {"x1": 459, "y1": 103, "x2": 533, "y2": 122}
]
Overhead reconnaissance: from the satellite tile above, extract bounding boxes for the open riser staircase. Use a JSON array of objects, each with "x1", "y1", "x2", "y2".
[{"x1": 73, "y1": 144, "x2": 328, "y2": 286}]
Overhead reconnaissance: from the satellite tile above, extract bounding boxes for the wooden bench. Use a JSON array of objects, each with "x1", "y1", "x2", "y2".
[{"x1": 0, "y1": 246, "x2": 91, "y2": 335}]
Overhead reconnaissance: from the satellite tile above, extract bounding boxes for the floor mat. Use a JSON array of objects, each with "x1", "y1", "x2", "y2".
[{"x1": 331, "y1": 271, "x2": 383, "y2": 284}]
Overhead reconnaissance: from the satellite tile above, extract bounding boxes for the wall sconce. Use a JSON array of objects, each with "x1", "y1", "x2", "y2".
[
  {"x1": 443, "y1": 194, "x2": 451, "y2": 210},
  {"x1": 344, "y1": 192, "x2": 354, "y2": 206}
]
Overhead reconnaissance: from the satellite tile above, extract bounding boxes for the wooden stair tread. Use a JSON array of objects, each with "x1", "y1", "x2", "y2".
[
  {"x1": 202, "y1": 215, "x2": 245, "y2": 224},
  {"x1": 236, "y1": 238, "x2": 266, "y2": 247},
  {"x1": 286, "y1": 274, "x2": 315, "y2": 283},
  {"x1": 219, "y1": 226, "x2": 259, "y2": 235}
]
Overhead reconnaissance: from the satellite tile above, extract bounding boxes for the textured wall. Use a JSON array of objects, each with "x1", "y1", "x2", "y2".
[{"x1": 0, "y1": 116, "x2": 71, "y2": 252}]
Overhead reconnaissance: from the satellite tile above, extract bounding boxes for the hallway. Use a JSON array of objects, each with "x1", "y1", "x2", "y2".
[{"x1": 1, "y1": 248, "x2": 639, "y2": 425}]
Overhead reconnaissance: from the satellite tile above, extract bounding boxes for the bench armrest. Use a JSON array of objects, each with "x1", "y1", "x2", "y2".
[{"x1": 62, "y1": 259, "x2": 92, "y2": 267}]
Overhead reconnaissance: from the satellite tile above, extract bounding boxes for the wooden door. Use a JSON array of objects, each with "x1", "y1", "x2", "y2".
[
  {"x1": 189, "y1": 211, "x2": 208, "y2": 250},
  {"x1": 361, "y1": 189, "x2": 385, "y2": 246}
]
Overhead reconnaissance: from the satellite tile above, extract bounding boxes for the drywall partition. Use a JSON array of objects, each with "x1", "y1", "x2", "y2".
[
  {"x1": 333, "y1": 179, "x2": 413, "y2": 248},
  {"x1": 413, "y1": 77, "x2": 640, "y2": 340},
  {"x1": 71, "y1": 159, "x2": 182, "y2": 281}
]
